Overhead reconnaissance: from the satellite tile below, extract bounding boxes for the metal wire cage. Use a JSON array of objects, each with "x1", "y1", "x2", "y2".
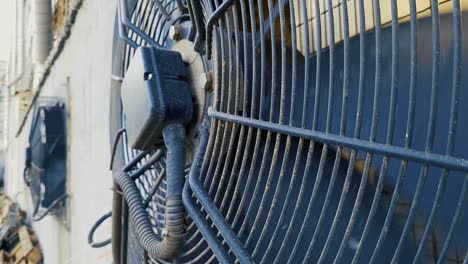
[
  {"x1": 112, "y1": 0, "x2": 468, "y2": 263},
  {"x1": 113, "y1": 0, "x2": 217, "y2": 263}
]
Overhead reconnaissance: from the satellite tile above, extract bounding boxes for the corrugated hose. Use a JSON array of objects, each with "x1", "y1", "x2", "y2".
[{"x1": 113, "y1": 123, "x2": 186, "y2": 260}]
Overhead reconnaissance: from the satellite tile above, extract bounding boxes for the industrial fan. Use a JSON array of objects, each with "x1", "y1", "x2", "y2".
[
  {"x1": 24, "y1": 99, "x2": 67, "y2": 222},
  {"x1": 105, "y1": 0, "x2": 468, "y2": 263}
]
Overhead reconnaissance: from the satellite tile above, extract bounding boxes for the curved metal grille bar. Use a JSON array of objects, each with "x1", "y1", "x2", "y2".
[
  {"x1": 183, "y1": 121, "x2": 253, "y2": 264},
  {"x1": 182, "y1": 0, "x2": 468, "y2": 263},
  {"x1": 117, "y1": 0, "x2": 164, "y2": 48},
  {"x1": 112, "y1": 0, "x2": 468, "y2": 262}
]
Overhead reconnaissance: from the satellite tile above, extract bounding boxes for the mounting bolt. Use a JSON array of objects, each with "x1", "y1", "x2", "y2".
[
  {"x1": 199, "y1": 71, "x2": 213, "y2": 91},
  {"x1": 168, "y1": 25, "x2": 182, "y2": 41}
]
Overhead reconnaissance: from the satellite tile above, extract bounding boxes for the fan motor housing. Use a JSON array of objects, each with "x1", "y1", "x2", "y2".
[{"x1": 121, "y1": 47, "x2": 192, "y2": 150}]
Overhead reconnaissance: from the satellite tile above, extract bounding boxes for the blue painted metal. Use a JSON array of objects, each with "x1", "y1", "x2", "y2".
[
  {"x1": 117, "y1": 0, "x2": 162, "y2": 48},
  {"x1": 25, "y1": 99, "x2": 67, "y2": 220},
  {"x1": 183, "y1": 120, "x2": 253, "y2": 264},
  {"x1": 208, "y1": 108, "x2": 468, "y2": 173},
  {"x1": 112, "y1": 0, "x2": 468, "y2": 262},
  {"x1": 121, "y1": 46, "x2": 192, "y2": 150},
  {"x1": 183, "y1": 9, "x2": 468, "y2": 263}
]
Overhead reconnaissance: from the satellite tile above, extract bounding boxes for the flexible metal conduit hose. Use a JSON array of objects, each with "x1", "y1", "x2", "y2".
[{"x1": 113, "y1": 123, "x2": 186, "y2": 260}]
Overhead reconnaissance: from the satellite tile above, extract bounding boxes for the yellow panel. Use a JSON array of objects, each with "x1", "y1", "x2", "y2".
[{"x1": 294, "y1": 0, "x2": 455, "y2": 55}]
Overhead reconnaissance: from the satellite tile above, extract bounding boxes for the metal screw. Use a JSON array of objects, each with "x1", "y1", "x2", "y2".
[
  {"x1": 168, "y1": 25, "x2": 182, "y2": 41},
  {"x1": 144, "y1": 72, "x2": 153, "y2": 81}
]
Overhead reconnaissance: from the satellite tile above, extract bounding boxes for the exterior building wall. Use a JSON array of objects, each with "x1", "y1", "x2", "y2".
[
  {"x1": 4, "y1": 0, "x2": 116, "y2": 263},
  {"x1": 0, "y1": 60, "x2": 7, "y2": 150},
  {"x1": 294, "y1": 0, "x2": 458, "y2": 54}
]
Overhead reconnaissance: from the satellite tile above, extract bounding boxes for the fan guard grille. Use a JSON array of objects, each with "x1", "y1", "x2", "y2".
[{"x1": 117, "y1": 0, "x2": 468, "y2": 263}]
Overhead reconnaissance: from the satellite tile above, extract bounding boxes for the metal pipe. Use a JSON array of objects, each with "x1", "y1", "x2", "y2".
[
  {"x1": 34, "y1": 0, "x2": 53, "y2": 64},
  {"x1": 0, "y1": 74, "x2": 23, "y2": 90},
  {"x1": 208, "y1": 108, "x2": 468, "y2": 173}
]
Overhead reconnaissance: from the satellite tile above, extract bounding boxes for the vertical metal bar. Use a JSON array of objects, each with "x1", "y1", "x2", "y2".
[
  {"x1": 110, "y1": 128, "x2": 127, "y2": 170},
  {"x1": 202, "y1": 1, "x2": 226, "y2": 196},
  {"x1": 261, "y1": 0, "x2": 300, "y2": 261},
  {"x1": 207, "y1": 0, "x2": 237, "y2": 202},
  {"x1": 240, "y1": 0, "x2": 250, "y2": 118},
  {"x1": 437, "y1": 175, "x2": 467, "y2": 263},
  {"x1": 286, "y1": 143, "x2": 318, "y2": 264},
  {"x1": 393, "y1": 0, "x2": 441, "y2": 261},
  {"x1": 413, "y1": 0, "x2": 462, "y2": 262},
  {"x1": 311, "y1": 0, "x2": 321, "y2": 130},
  {"x1": 206, "y1": 0, "x2": 235, "y2": 59},
  {"x1": 258, "y1": 0, "x2": 267, "y2": 120},
  {"x1": 188, "y1": 0, "x2": 206, "y2": 52},
  {"x1": 200, "y1": 34, "x2": 223, "y2": 198},
  {"x1": 303, "y1": 0, "x2": 337, "y2": 259},
  {"x1": 34, "y1": 0, "x2": 53, "y2": 64},
  {"x1": 243, "y1": 0, "x2": 283, "y2": 251},
  {"x1": 223, "y1": 0, "x2": 260, "y2": 230},
  {"x1": 308, "y1": 147, "x2": 342, "y2": 262},
  {"x1": 247, "y1": 0, "x2": 258, "y2": 119},
  {"x1": 213, "y1": 0, "x2": 243, "y2": 207},
  {"x1": 370, "y1": 0, "x2": 414, "y2": 260},
  {"x1": 230, "y1": 0, "x2": 269, "y2": 249},
  {"x1": 217, "y1": 3, "x2": 250, "y2": 255},
  {"x1": 302, "y1": 0, "x2": 312, "y2": 129},
  {"x1": 405, "y1": 0, "x2": 418, "y2": 149},
  {"x1": 325, "y1": 0, "x2": 335, "y2": 135},
  {"x1": 267, "y1": 0, "x2": 277, "y2": 123},
  {"x1": 211, "y1": 8, "x2": 244, "y2": 254},
  {"x1": 329, "y1": 0, "x2": 371, "y2": 261},
  {"x1": 352, "y1": 0, "x2": 396, "y2": 260},
  {"x1": 319, "y1": 1, "x2": 366, "y2": 262},
  {"x1": 286, "y1": 0, "x2": 321, "y2": 261},
  {"x1": 250, "y1": 0, "x2": 291, "y2": 259}
]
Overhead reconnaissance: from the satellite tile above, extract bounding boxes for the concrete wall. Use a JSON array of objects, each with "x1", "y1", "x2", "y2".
[{"x1": 4, "y1": 0, "x2": 115, "y2": 263}]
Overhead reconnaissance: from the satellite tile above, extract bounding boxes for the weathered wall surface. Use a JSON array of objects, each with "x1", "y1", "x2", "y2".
[{"x1": 4, "y1": 0, "x2": 116, "y2": 263}]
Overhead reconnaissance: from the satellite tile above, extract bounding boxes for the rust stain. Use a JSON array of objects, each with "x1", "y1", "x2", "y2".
[{"x1": 54, "y1": 0, "x2": 71, "y2": 36}]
